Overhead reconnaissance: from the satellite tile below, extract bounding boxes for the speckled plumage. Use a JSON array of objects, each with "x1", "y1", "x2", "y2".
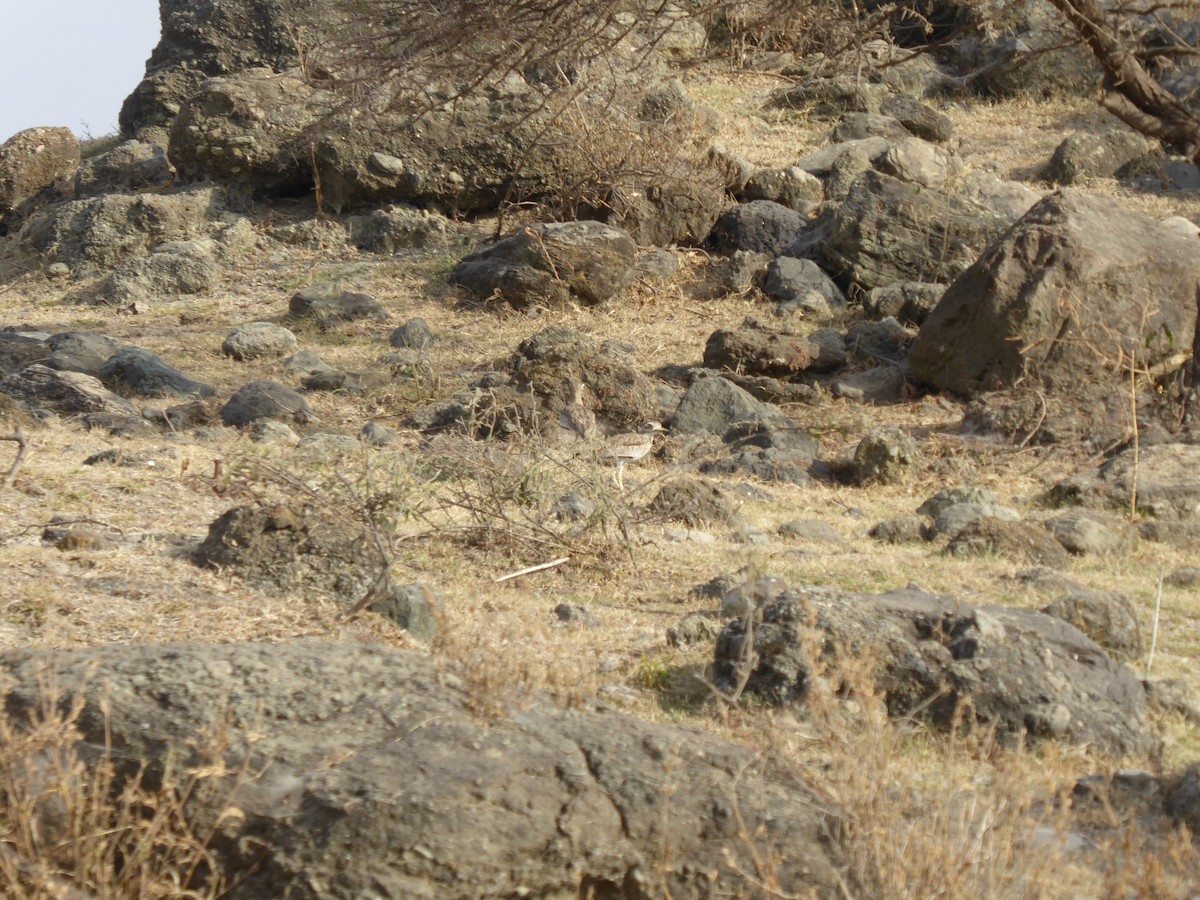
[{"x1": 604, "y1": 421, "x2": 665, "y2": 490}]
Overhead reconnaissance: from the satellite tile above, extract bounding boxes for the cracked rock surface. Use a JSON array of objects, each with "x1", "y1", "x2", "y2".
[{"x1": 0, "y1": 640, "x2": 846, "y2": 898}]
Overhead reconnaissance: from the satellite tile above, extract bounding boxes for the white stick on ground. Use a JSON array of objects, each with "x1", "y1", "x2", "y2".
[
  {"x1": 494, "y1": 557, "x2": 570, "y2": 584},
  {"x1": 1146, "y1": 568, "x2": 1164, "y2": 677}
]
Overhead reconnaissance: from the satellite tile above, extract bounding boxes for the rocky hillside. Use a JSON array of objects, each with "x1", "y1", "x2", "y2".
[{"x1": 2, "y1": 1, "x2": 1200, "y2": 896}]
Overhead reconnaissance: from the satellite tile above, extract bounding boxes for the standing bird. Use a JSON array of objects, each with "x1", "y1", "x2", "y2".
[
  {"x1": 559, "y1": 378, "x2": 597, "y2": 441},
  {"x1": 604, "y1": 421, "x2": 665, "y2": 491}
]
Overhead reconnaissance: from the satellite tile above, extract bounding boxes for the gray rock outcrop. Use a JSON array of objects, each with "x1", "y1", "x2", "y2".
[{"x1": 0, "y1": 641, "x2": 847, "y2": 898}]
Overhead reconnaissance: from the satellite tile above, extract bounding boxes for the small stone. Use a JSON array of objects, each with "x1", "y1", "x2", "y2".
[
  {"x1": 849, "y1": 426, "x2": 919, "y2": 485},
  {"x1": 869, "y1": 515, "x2": 927, "y2": 544},
  {"x1": 553, "y1": 492, "x2": 596, "y2": 523},
  {"x1": 367, "y1": 582, "x2": 439, "y2": 639},
  {"x1": 47, "y1": 262, "x2": 70, "y2": 278},
  {"x1": 389, "y1": 318, "x2": 435, "y2": 350},
  {"x1": 1042, "y1": 591, "x2": 1142, "y2": 660},
  {"x1": 1165, "y1": 567, "x2": 1200, "y2": 588},
  {"x1": 248, "y1": 419, "x2": 300, "y2": 445},
  {"x1": 666, "y1": 614, "x2": 722, "y2": 646},
  {"x1": 359, "y1": 421, "x2": 399, "y2": 447},
  {"x1": 223, "y1": 322, "x2": 298, "y2": 361},
  {"x1": 554, "y1": 603, "x2": 597, "y2": 627},
  {"x1": 779, "y1": 519, "x2": 843, "y2": 544}
]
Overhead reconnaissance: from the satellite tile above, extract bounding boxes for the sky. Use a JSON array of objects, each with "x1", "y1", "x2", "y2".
[{"x1": 0, "y1": 0, "x2": 161, "y2": 141}]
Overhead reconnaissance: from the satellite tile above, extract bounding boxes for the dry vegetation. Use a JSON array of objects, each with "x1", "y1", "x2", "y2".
[{"x1": 3, "y1": 58, "x2": 1200, "y2": 897}]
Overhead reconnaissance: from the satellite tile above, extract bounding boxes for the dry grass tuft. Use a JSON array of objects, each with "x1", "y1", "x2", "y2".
[{"x1": 0, "y1": 670, "x2": 234, "y2": 899}]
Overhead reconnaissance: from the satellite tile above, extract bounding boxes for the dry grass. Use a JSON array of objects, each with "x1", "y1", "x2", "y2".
[
  {"x1": 0, "y1": 670, "x2": 234, "y2": 898},
  {"x1": 1, "y1": 60, "x2": 1199, "y2": 895}
]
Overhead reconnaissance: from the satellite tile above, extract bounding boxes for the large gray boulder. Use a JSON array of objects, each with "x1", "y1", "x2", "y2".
[
  {"x1": 714, "y1": 587, "x2": 1149, "y2": 754},
  {"x1": 451, "y1": 221, "x2": 638, "y2": 309},
  {"x1": 0, "y1": 127, "x2": 80, "y2": 232},
  {"x1": 74, "y1": 139, "x2": 172, "y2": 197},
  {"x1": 0, "y1": 641, "x2": 847, "y2": 898},
  {"x1": 119, "y1": 0, "x2": 305, "y2": 134},
  {"x1": 910, "y1": 191, "x2": 1200, "y2": 439},
  {"x1": 1049, "y1": 442, "x2": 1200, "y2": 520},
  {"x1": 168, "y1": 69, "x2": 327, "y2": 198},
  {"x1": 821, "y1": 170, "x2": 1003, "y2": 290},
  {"x1": 20, "y1": 186, "x2": 227, "y2": 270}
]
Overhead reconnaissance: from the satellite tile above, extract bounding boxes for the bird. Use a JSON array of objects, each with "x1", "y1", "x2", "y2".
[
  {"x1": 559, "y1": 378, "x2": 597, "y2": 441},
  {"x1": 603, "y1": 421, "x2": 665, "y2": 491}
]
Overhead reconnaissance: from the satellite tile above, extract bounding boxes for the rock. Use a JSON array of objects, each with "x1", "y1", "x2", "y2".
[
  {"x1": 508, "y1": 327, "x2": 657, "y2": 432},
  {"x1": 0, "y1": 641, "x2": 845, "y2": 898},
  {"x1": 862, "y1": 281, "x2": 943, "y2": 326},
  {"x1": 946, "y1": 518, "x2": 1071, "y2": 567},
  {"x1": 720, "y1": 575, "x2": 790, "y2": 620},
  {"x1": 359, "y1": 421, "x2": 399, "y2": 447},
  {"x1": 0, "y1": 332, "x2": 48, "y2": 377},
  {"x1": 763, "y1": 257, "x2": 846, "y2": 311},
  {"x1": 554, "y1": 602, "x2": 597, "y2": 628},
  {"x1": 74, "y1": 139, "x2": 172, "y2": 197},
  {"x1": 739, "y1": 166, "x2": 823, "y2": 211},
  {"x1": 1012, "y1": 567, "x2": 1085, "y2": 597},
  {"x1": 553, "y1": 491, "x2": 596, "y2": 523},
  {"x1": 918, "y1": 486, "x2": 999, "y2": 520},
  {"x1": 822, "y1": 171, "x2": 1002, "y2": 290},
  {"x1": 831, "y1": 112, "x2": 911, "y2": 142},
  {"x1": 452, "y1": 221, "x2": 637, "y2": 309},
  {"x1": 220, "y1": 381, "x2": 315, "y2": 428},
  {"x1": 879, "y1": 137, "x2": 955, "y2": 188},
  {"x1": 843, "y1": 318, "x2": 912, "y2": 365},
  {"x1": 879, "y1": 95, "x2": 954, "y2": 142},
  {"x1": 284, "y1": 350, "x2": 335, "y2": 377},
  {"x1": 366, "y1": 582, "x2": 440, "y2": 638},
  {"x1": 389, "y1": 317, "x2": 435, "y2": 350},
  {"x1": 649, "y1": 478, "x2": 734, "y2": 526},
  {"x1": 0, "y1": 126, "x2": 79, "y2": 232},
  {"x1": 910, "y1": 191, "x2": 1200, "y2": 441},
  {"x1": 632, "y1": 248, "x2": 680, "y2": 281},
  {"x1": 928, "y1": 502, "x2": 1021, "y2": 540},
  {"x1": 772, "y1": 76, "x2": 889, "y2": 118},
  {"x1": 289, "y1": 283, "x2": 389, "y2": 329},
  {"x1": 666, "y1": 614, "x2": 722, "y2": 646},
  {"x1": 348, "y1": 204, "x2": 453, "y2": 253},
  {"x1": 98, "y1": 239, "x2": 220, "y2": 304},
  {"x1": 0, "y1": 364, "x2": 139, "y2": 417},
  {"x1": 195, "y1": 504, "x2": 385, "y2": 606},
  {"x1": 794, "y1": 137, "x2": 891, "y2": 178},
  {"x1": 1044, "y1": 129, "x2": 1151, "y2": 185},
  {"x1": 704, "y1": 321, "x2": 846, "y2": 379},
  {"x1": 168, "y1": 69, "x2": 326, "y2": 197},
  {"x1": 779, "y1": 519, "x2": 843, "y2": 544},
  {"x1": 708, "y1": 200, "x2": 808, "y2": 256},
  {"x1": 1144, "y1": 679, "x2": 1200, "y2": 723},
  {"x1": 1073, "y1": 770, "x2": 1161, "y2": 813},
  {"x1": 869, "y1": 516, "x2": 928, "y2": 544},
  {"x1": 830, "y1": 366, "x2": 907, "y2": 403},
  {"x1": 824, "y1": 147, "x2": 872, "y2": 201},
  {"x1": 849, "y1": 426, "x2": 919, "y2": 485},
  {"x1": 1165, "y1": 764, "x2": 1200, "y2": 833},
  {"x1": 1049, "y1": 442, "x2": 1200, "y2": 520},
  {"x1": 713, "y1": 587, "x2": 1149, "y2": 753},
  {"x1": 671, "y1": 375, "x2": 791, "y2": 438},
  {"x1": 1044, "y1": 508, "x2": 1137, "y2": 556},
  {"x1": 1165, "y1": 567, "x2": 1200, "y2": 588},
  {"x1": 98, "y1": 348, "x2": 213, "y2": 399},
  {"x1": 21, "y1": 186, "x2": 227, "y2": 270},
  {"x1": 46, "y1": 332, "x2": 123, "y2": 359},
  {"x1": 223, "y1": 322, "x2": 298, "y2": 360},
  {"x1": 1042, "y1": 591, "x2": 1142, "y2": 660},
  {"x1": 249, "y1": 420, "x2": 300, "y2": 445}
]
